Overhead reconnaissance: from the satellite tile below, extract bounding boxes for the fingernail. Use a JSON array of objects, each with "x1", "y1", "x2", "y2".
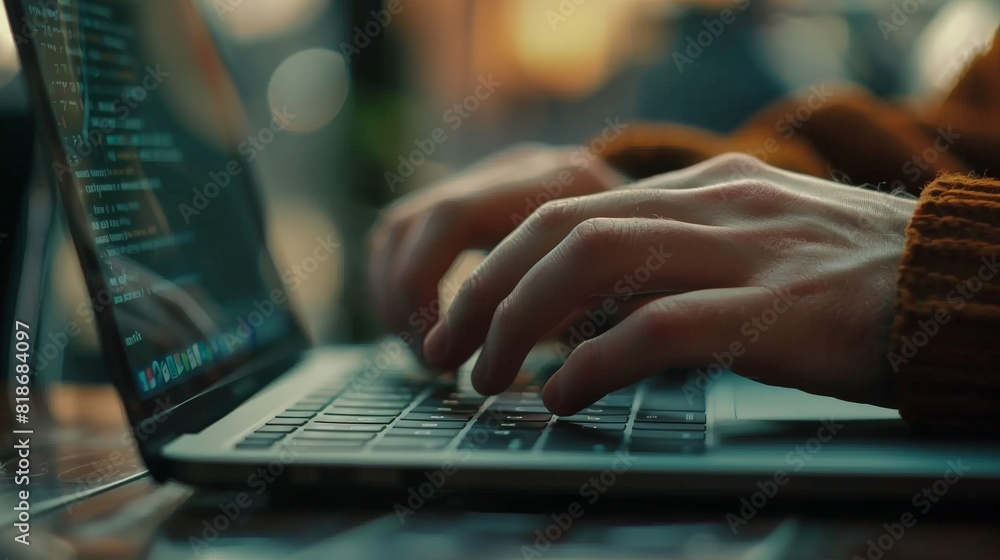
[{"x1": 423, "y1": 319, "x2": 449, "y2": 366}]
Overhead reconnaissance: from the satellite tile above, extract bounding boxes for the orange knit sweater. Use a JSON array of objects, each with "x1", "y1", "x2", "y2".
[{"x1": 595, "y1": 32, "x2": 1000, "y2": 433}]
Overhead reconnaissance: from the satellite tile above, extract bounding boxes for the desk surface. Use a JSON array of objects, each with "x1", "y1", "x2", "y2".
[{"x1": 3, "y1": 386, "x2": 1000, "y2": 560}]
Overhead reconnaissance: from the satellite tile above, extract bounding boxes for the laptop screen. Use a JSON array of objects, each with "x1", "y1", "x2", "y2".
[{"x1": 11, "y1": 0, "x2": 299, "y2": 402}]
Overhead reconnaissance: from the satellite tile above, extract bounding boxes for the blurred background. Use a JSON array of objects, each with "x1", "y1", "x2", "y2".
[{"x1": 3, "y1": 0, "x2": 998, "y2": 397}]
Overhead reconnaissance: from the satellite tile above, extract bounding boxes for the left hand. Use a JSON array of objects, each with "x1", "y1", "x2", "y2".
[{"x1": 421, "y1": 154, "x2": 917, "y2": 414}]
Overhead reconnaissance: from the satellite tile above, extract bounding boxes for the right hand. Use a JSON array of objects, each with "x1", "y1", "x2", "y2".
[{"x1": 367, "y1": 144, "x2": 627, "y2": 361}]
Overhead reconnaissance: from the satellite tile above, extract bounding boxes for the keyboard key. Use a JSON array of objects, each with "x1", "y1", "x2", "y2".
[
  {"x1": 275, "y1": 410, "x2": 317, "y2": 419},
  {"x1": 577, "y1": 406, "x2": 632, "y2": 415},
  {"x1": 489, "y1": 405, "x2": 552, "y2": 414},
  {"x1": 254, "y1": 425, "x2": 298, "y2": 433},
  {"x1": 461, "y1": 430, "x2": 539, "y2": 451},
  {"x1": 634, "y1": 411, "x2": 706, "y2": 424},
  {"x1": 288, "y1": 440, "x2": 368, "y2": 450},
  {"x1": 293, "y1": 431, "x2": 376, "y2": 441},
  {"x1": 632, "y1": 422, "x2": 706, "y2": 431},
  {"x1": 373, "y1": 437, "x2": 452, "y2": 451},
  {"x1": 592, "y1": 396, "x2": 634, "y2": 408},
  {"x1": 303, "y1": 424, "x2": 385, "y2": 432},
  {"x1": 640, "y1": 395, "x2": 705, "y2": 412},
  {"x1": 330, "y1": 399, "x2": 410, "y2": 409},
  {"x1": 342, "y1": 392, "x2": 412, "y2": 401},
  {"x1": 556, "y1": 414, "x2": 629, "y2": 424},
  {"x1": 395, "y1": 420, "x2": 467, "y2": 430},
  {"x1": 348, "y1": 386, "x2": 415, "y2": 395},
  {"x1": 421, "y1": 397, "x2": 486, "y2": 407},
  {"x1": 413, "y1": 405, "x2": 480, "y2": 414},
  {"x1": 266, "y1": 418, "x2": 308, "y2": 426},
  {"x1": 313, "y1": 416, "x2": 394, "y2": 424},
  {"x1": 388, "y1": 428, "x2": 463, "y2": 438},
  {"x1": 474, "y1": 420, "x2": 548, "y2": 430},
  {"x1": 495, "y1": 413, "x2": 552, "y2": 422},
  {"x1": 236, "y1": 441, "x2": 277, "y2": 449},
  {"x1": 404, "y1": 412, "x2": 475, "y2": 422},
  {"x1": 630, "y1": 430, "x2": 705, "y2": 441},
  {"x1": 245, "y1": 431, "x2": 288, "y2": 439},
  {"x1": 323, "y1": 407, "x2": 402, "y2": 417},
  {"x1": 553, "y1": 422, "x2": 626, "y2": 431}
]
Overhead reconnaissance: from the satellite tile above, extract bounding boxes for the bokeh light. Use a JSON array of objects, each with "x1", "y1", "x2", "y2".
[
  {"x1": 198, "y1": 0, "x2": 329, "y2": 42},
  {"x1": 0, "y1": 2, "x2": 22, "y2": 89},
  {"x1": 268, "y1": 48, "x2": 350, "y2": 133}
]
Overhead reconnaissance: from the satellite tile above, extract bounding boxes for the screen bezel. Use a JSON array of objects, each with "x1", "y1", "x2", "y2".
[{"x1": 3, "y1": 0, "x2": 313, "y2": 475}]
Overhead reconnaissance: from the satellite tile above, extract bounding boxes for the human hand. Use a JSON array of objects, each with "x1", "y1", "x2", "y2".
[
  {"x1": 367, "y1": 144, "x2": 627, "y2": 359},
  {"x1": 421, "y1": 154, "x2": 916, "y2": 413}
]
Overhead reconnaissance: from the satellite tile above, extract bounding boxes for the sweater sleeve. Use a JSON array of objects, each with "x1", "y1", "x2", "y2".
[{"x1": 891, "y1": 174, "x2": 1000, "y2": 433}]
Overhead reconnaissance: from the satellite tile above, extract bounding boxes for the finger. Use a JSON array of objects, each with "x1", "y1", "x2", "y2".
[
  {"x1": 368, "y1": 219, "x2": 411, "y2": 327},
  {"x1": 423, "y1": 188, "x2": 731, "y2": 369},
  {"x1": 541, "y1": 287, "x2": 783, "y2": 415},
  {"x1": 543, "y1": 293, "x2": 665, "y2": 344},
  {"x1": 383, "y1": 167, "x2": 615, "y2": 350},
  {"x1": 381, "y1": 187, "x2": 540, "y2": 345},
  {"x1": 468, "y1": 218, "x2": 752, "y2": 395}
]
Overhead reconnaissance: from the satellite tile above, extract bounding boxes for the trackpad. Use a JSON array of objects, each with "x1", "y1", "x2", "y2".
[{"x1": 732, "y1": 376, "x2": 900, "y2": 421}]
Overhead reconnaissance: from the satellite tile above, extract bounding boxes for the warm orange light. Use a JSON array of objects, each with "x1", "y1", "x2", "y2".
[
  {"x1": 511, "y1": 0, "x2": 619, "y2": 98},
  {"x1": 0, "y1": 2, "x2": 21, "y2": 88}
]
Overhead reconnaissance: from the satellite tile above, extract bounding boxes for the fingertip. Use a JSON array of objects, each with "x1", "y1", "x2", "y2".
[
  {"x1": 542, "y1": 372, "x2": 583, "y2": 416},
  {"x1": 422, "y1": 319, "x2": 448, "y2": 368}
]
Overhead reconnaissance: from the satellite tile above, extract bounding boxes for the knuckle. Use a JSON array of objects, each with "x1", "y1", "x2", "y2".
[
  {"x1": 528, "y1": 198, "x2": 578, "y2": 231},
  {"x1": 456, "y1": 269, "x2": 486, "y2": 306},
  {"x1": 707, "y1": 152, "x2": 761, "y2": 177},
  {"x1": 567, "y1": 217, "x2": 619, "y2": 254},
  {"x1": 639, "y1": 298, "x2": 687, "y2": 340},
  {"x1": 427, "y1": 198, "x2": 465, "y2": 223},
  {"x1": 711, "y1": 180, "x2": 788, "y2": 211},
  {"x1": 573, "y1": 339, "x2": 606, "y2": 370},
  {"x1": 492, "y1": 295, "x2": 520, "y2": 331}
]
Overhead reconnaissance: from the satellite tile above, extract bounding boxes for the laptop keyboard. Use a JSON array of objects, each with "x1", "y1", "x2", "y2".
[{"x1": 235, "y1": 367, "x2": 706, "y2": 455}]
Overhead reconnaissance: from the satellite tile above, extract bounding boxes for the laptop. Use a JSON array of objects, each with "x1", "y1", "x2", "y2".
[{"x1": 7, "y1": 0, "x2": 1000, "y2": 500}]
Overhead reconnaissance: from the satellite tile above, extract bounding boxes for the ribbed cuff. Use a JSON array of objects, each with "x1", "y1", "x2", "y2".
[{"x1": 891, "y1": 174, "x2": 1000, "y2": 434}]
